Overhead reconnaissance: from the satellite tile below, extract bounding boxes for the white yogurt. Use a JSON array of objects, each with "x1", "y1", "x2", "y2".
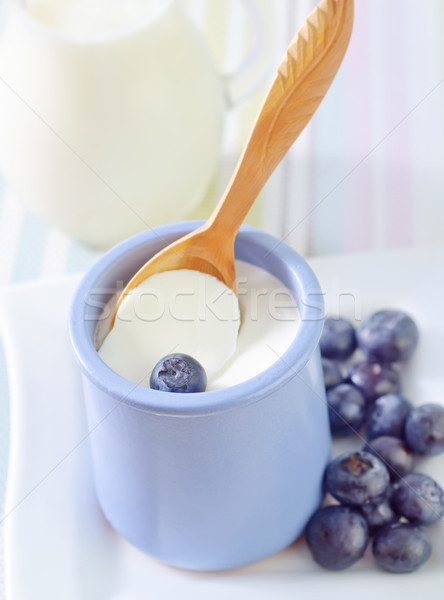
[
  {"x1": 96, "y1": 261, "x2": 300, "y2": 391},
  {"x1": 98, "y1": 268, "x2": 240, "y2": 385}
]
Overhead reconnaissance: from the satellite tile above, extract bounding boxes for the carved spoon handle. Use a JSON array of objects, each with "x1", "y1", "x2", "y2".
[
  {"x1": 109, "y1": 0, "x2": 354, "y2": 328},
  {"x1": 205, "y1": 0, "x2": 354, "y2": 238}
]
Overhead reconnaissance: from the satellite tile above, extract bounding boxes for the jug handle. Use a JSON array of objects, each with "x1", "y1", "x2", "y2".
[{"x1": 222, "y1": 0, "x2": 277, "y2": 108}]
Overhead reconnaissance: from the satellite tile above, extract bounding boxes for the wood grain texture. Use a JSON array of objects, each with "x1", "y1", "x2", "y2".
[{"x1": 110, "y1": 0, "x2": 354, "y2": 329}]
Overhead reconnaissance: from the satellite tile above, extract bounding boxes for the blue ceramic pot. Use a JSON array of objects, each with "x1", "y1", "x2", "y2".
[{"x1": 69, "y1": 221, "x2": 330, "y2": 571}]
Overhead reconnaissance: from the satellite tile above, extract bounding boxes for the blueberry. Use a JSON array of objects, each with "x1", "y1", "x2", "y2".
[
  {"x1": 322, "y1": 358, "x2": 343, "y2": 389},
  {"x1": 327, "y1": 383, "x2": 366, "y2": 437},
  {"x1": 364, "y1": 394, "x2": 412, "y2": 440},
  {"x1": 306, "y1": 505, "x2": 369, "y2": 570},
  {"x1": 364, "y1": 436, "x2": 414, "y2": 481},
  {"x1": 325, "y1": 451, "x2": 390, "y2": 505},
  {"x1": 150, "y1": 353, "x2": 207, "y2": 393},
  {"x1": 372, "y1": 523, "x2": 431, "y2": 573},
  {"x1": 360, "y1": 494, "x2": 397, "y2": 535},
  {"x1": 357, "y1": 309, "x2": 419, "y2": 363},
  {"x1": 404, "y1": 403, "x2": 444, "y2": 456},
  {"x1": 320, "y1": 317, "x2": 357, "y2": 361},
  {"x1": 392, "y1": 472, "x2": 444, "y2": 525},
  {"x1": 348, "y1": 361, "x2": 400, "y2": 402}
]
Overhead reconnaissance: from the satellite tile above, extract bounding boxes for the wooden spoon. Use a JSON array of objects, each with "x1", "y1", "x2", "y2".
[{"x1": 110, "y1": 0, "x2": 353, "y2": 329}]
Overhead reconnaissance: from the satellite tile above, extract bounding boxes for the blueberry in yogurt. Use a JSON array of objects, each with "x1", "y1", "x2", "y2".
[{"x1": 150, "y1": 353, "x2": 207, "y2": 393}]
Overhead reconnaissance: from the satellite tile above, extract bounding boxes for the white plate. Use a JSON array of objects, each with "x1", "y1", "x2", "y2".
[{"x1": 1, "y1": 248, "x2": 443, "y2": 600}]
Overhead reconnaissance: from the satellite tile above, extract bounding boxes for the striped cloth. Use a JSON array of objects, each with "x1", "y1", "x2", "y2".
[
  {"x1": 189, "y1": 0, "x2": 444, "y2": 256},
  {"x1": 1, "y1": 1, "x2": 444, "y2": 597}
]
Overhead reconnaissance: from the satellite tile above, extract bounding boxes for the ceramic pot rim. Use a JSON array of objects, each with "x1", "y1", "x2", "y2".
[{"x1": 69, "y1": 221, "x2": 324, "y2": 417}]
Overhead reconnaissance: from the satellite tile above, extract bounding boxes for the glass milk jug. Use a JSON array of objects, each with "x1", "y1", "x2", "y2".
[{"x1": 0, "y1": 0, "x2": 270, "y2": 248}]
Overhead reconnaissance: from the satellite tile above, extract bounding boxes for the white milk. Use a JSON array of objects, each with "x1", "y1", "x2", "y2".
[
  {"x1": 96, "y1": 261, "x2": 300, "y2": 391},
  {"x1": 28, "y1": 0, "x2": 160, "y2": 36},
  {"x1": 0, "y1": 0, "x2": 225, "y2": 247}
]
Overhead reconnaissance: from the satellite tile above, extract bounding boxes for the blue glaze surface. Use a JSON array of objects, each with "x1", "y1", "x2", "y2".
[{"x1": 69, "y1": 222, "x2": 330, "y2": 570}]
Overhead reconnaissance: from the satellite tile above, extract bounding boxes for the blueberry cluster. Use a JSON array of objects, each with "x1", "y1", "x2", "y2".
[{"x1": 307, "y1": 310, "x2": 444, "y2": 573}]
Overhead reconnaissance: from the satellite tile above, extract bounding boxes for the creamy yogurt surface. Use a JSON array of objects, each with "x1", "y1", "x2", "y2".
[{"x1": 96, "y1": 261, "x2": 300, "y2": 391}]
